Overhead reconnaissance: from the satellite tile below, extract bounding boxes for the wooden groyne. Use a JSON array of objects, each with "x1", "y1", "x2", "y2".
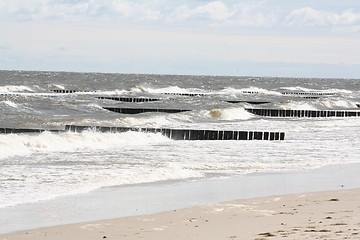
[
  {"x1": 64, "y1": 125, "x2": 285, "y2": 141},
  {"x1": 162, "y1": 93, "x2": 207, "y2": 96},
  {"x1": 97, "y1": 96, "x2": 272, "y2": 105},
  {"x1": 49, "y1": 89, "x2": 338, "y2": 97},
  {"x1": 280, "y1": 92, "x2": 338, "y2": 96},
  {"x1": 0, "y1": 128, "x2": 61, "y2": 134},
  {"x1": 103, "y1": 107, "x2": 191, "y2": 114},
  {"x1": 0, "y1": 126, "x2": 285, "y2": 141},
  {"x1": 226, "y1": 100, "x2": 271, "y2": 104},
  {"x1": 50, "y1": 89, "x2": 80, "y2": 93},
  {"x1": 246, "y1": 108, "x2": 360, "y2": 117},
  {"x1": 97, "y1": 96, "x2": 161, "y2": 102}
]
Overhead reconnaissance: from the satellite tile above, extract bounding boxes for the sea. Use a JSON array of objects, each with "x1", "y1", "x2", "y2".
[{"x1": 1, "y1": 70, "x2": 360, "y2": 232}]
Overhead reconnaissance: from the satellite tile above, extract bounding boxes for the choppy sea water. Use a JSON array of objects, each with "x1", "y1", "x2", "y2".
[{"x1": 0, "y1": 70, "x2": 360, "y2": 209}]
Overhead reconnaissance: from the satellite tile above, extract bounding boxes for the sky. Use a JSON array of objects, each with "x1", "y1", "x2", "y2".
[{"x1": 1, "y1": 0, "x2": 360, "y2": 78}]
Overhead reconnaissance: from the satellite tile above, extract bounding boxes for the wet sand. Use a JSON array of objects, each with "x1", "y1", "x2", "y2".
[{"x1": 1, "y1": 188, "x2": 360, "y2": 240}]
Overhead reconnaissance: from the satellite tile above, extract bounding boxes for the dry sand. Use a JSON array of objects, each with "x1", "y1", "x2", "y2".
[{"x1": 1, "y1": 188, "x2": 360, "y2": 240}]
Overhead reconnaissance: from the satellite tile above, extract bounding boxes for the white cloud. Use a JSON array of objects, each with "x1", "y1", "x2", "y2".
[
  {"x1": 194, "y1": 1, "x2": 233, "y2": 21},
  {"x1": 0, "y1": 0, "x2": 101, "y2": 21},
  {"x1": 0, "y1": 0, "x2": 166, "y2": 22},
  {"x1": 1, "y1": 0, "x2": 360, "y2": 30},
  {"x1": 167, "y1": 1, "x2": 234, "y2": 22},
  {"x1": 168, "y1": 5, "x2": 192, "y2": 21},
  {"x1": 0, "y1": 0, "x2": 277, "y2": 26},
  {"x1": 109, "y1": 0, "x2": 161, "y2": 21},
  {"x1": 286, "y1": 7, "x2": 360, "y2": 26},
  {"x1": 228, "y1": 2, "x2": 277, "y2": 27},
  {"x1": 167, "y1": 1, "x2": 277, "y2": 27},
  {"x1": 110, "y1": 1, "x2": 134, "y2": 17}
]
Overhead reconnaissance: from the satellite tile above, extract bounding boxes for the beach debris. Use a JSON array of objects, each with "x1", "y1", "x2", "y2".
[
  {"x1": 304, "y1": 229, "x2": 331, "y2": 233},
  {"x1": 258, "y1": 232, "x2": 276, "y2": 237},
  {"x1": 331, "y1": 223, "x2": 348, "y2": 226}
]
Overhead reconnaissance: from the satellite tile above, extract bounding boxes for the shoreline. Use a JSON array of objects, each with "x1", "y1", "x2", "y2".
[
  {"x1": 2, "y1": 188, "x2": 360, "y2": 240},
  {"x1": 1, "y1": 162, "x2": 360, "y2": 235}
]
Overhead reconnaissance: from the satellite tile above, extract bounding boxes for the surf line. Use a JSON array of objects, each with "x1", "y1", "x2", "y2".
[{"x1": 0, "y1": 126, "x2": 285, "y2": 141}]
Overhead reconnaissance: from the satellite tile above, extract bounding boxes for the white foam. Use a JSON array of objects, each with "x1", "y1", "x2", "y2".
[
  {"x1": 281, "y1": 86, "x2": 319, "y2": 92},
  {"x1": 208, "y1": 107, "x2": 253, "y2": 120},
  {"x1": 120, "y1": 115, "x2": 174, "y2": 127},
  {"x1": 47, "y1": 84, "x2": 65, "y2": 89},
  {"x1": 134, "y1": 86, "x2": 183, "y2": 93},
  {"x1": 0, "y1": 131, "x2": 170, "y2": 160},
  {"x1": 280, "y1": 86, "x2": 350, "y2": 95},
  {"x1": 0, "y1": 161, "x2": 203, "y2": 208},
  {"x1": 319, "y1": 99, "x2": 358, "y2": 109},
  {"x1": 275, "y1": 99, "x2": 359, "y2": 110},
  {"x1": 132, "y1": 85, "x2": 207, "y2": 95},
  {"x1": 276, "y1": 101, "x2": 318, "y2": 110},
  {"x1": 1, "y1": 100, "x2": 18, "y2": 108},
  {"x1": 74, "y1": 89, "x2": 128, "y2": 95},
  {"x1": 98, "y1": 89, "x2": 128, "y2": 95},
  {"x1": 322, "y1": 88, "x2": 351, "y2": 95},
  {"x1": 0, "y1": 85, "x2": 34, "y2": 93},
  {"x1": 220, "y1": 87, "x2": 281, "y2": 96}
]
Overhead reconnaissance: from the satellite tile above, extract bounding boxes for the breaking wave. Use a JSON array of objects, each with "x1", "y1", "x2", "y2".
[
  {"x1": 0, "y1": 85, "x2": 34, "y2": 93},
  {"x1": 0, "y1": 130, "x2": 170, "y2": 160}
]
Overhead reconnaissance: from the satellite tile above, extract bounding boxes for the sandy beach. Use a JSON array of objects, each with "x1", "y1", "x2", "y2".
[{"x1": 1, "y1": 188, "x2": 360, "y2": 240}]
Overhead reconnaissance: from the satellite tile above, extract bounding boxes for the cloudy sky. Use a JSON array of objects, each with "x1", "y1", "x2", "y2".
[{"x1": 1, "y1": 0, "x2": 360, "y2": 78}]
